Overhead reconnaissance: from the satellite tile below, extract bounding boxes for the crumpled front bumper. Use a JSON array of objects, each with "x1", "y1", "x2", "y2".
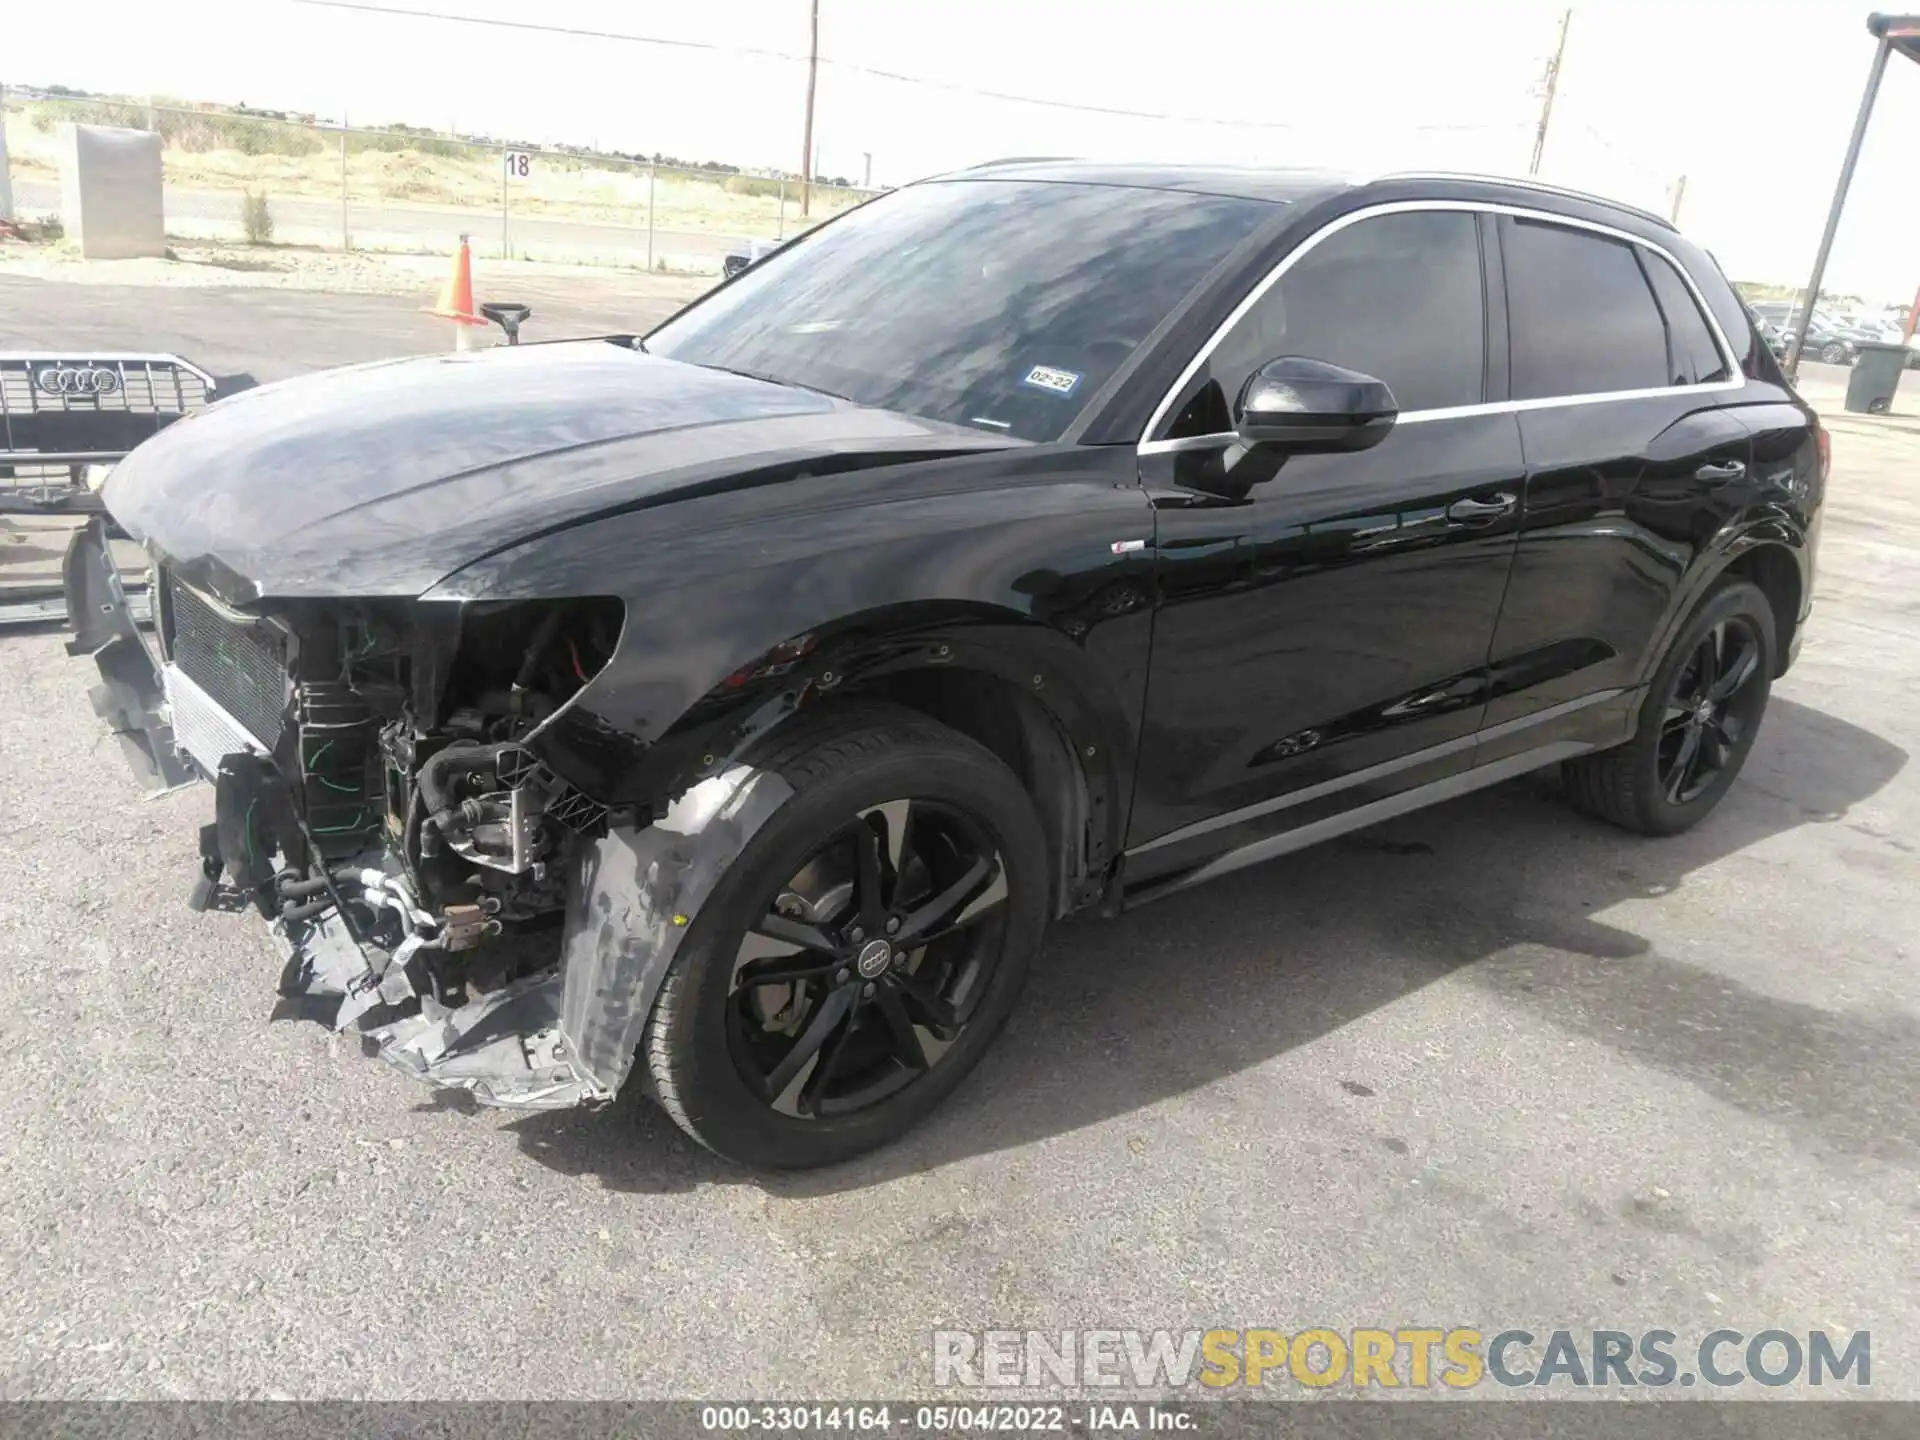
[
  {"x1": 61, "y1": 516, "x2": 193, "y2": 790},
  {"x1": 394, "y1": 765, "x2": 795, "y2": 1106},
  {"x1": 63, "y1": 516, "x2": 796, "y2": 1109},
  {"x1": 286, "y1": 766, "x2": 797, "y2": 1109}
]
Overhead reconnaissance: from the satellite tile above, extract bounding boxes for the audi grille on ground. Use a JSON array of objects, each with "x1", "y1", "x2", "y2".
[
  {"x1": 36, "y1": 365, "x2": 125, "y2": 397},
  {"x1": 62, "y1": 164, "x2": 1822, "y2": 1169},
  {"x1": 1, "y1": 352, "x2": 252, "y2": 626},
  {"x1": 0, "y1": 352, "x2": 257, "y2": 517}
]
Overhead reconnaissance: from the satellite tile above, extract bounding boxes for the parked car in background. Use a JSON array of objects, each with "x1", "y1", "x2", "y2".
[
  {"x1": 64, "y1": 165, "x2": 1824, "y2": 1168},
  {"x1": 1748, "y1": 312, "x2": 1789, "y2": 361},
  {"x1": 723, "y1": 236, "x2": 787, "y2": 279},
  {"x1": 1748, "y1": 299, "x2": 1916, "y2": 368},
  {"x1": 1784, "y1": 319, "x2": 1860, "y2": 366}
]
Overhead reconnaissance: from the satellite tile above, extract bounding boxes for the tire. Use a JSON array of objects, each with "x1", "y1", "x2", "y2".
[
  {"x1": 1561, "y1": 579, "x2": 1775, "y2": 836},
  {"x1": 1820, "y1": 342, "x2": 1848, "y2": 365},
  {"x1": 640, "y1": 703, "x2": 1049, "y2": 1168}
]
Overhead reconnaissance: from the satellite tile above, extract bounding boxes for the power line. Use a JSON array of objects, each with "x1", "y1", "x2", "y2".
[
  {"x1": 1574, "y1": 121, "x2": 1664, "y2": 183},
  {"x1": 288, "y1": 0, "x2": 813, "y2": 62},
  {"x1": 287, "y1": 0, "x2": 1522, "y2": 133}
]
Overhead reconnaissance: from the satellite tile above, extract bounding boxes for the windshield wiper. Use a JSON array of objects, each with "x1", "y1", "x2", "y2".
[{"x1": 695, "y1": 363, "x2": 853, "y2": 403}]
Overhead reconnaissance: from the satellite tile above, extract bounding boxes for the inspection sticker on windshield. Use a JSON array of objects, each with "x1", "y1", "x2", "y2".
[{"x1": 1022, "y1": 364, "x2": 1082, "y2": 396}]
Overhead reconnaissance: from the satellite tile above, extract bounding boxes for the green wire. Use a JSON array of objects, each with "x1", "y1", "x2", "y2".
[
  {"x1": 304, "y1": 739, "x2": 361, "y2": 794},
  {"x1": 312, "y1": 811, "x2": 367, "y2": 835},
  {"x1": 241, "y1": 797, "x2": 258, "y2": 865}
]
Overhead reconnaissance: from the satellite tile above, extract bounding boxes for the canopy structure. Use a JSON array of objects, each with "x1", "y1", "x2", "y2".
[{"x1": 1785, "y1": 12, "x2": 1920, "y2": 376}]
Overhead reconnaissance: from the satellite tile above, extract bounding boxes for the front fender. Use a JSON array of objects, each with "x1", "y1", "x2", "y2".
[{"x1": 424, "y1": 451, "x2": 1157, "y2": 815}]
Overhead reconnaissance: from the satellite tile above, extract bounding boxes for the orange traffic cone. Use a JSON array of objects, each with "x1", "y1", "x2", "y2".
[{"x1": 425, "y1": 235, "x2": 489, "y2": 350}]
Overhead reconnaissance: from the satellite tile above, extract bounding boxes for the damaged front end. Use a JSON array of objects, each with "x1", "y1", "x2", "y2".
[{"x1": 62, "y1": 518, "x2": 792, "y2": 1110}]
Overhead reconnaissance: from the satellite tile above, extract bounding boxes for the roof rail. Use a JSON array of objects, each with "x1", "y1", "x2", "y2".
[
  {"x1": 964, "y1": 156, "x2": 1084, "y2": 170},
  {"x1": 1374, "y1": 171, "x2": 1676, "y2": 230}
]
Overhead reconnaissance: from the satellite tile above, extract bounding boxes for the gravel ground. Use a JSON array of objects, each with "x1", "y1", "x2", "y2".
[{"x1": 0, "y1": 281, "x2": 1916, "y2": 1410}]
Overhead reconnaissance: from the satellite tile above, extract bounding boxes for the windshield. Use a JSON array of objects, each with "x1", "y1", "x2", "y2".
[{"x1": 646, "y1": 179, "x2": 1275, "y2": 442}]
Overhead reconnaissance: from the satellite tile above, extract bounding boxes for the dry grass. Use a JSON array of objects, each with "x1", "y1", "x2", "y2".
[{"x1": 3, "y1": 101, "x2": 868, "y2": 237}]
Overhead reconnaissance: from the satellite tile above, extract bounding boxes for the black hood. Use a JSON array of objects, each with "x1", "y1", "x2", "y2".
[{"x1": 103, "y1": 340, "x2": 1017, "y2": 604}]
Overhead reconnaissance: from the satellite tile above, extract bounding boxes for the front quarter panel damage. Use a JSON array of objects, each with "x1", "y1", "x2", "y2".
[
  {"x1": 362, "y1": 761, "x2": 794, "y2": 1107},
  {"x1": 557, "y1": 762, "x2": 795, "y2": 1096}
]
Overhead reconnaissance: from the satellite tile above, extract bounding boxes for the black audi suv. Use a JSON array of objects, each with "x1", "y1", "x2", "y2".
[{"x1": 66, "y1": 163, "x2": 1823, "y2": 1168}]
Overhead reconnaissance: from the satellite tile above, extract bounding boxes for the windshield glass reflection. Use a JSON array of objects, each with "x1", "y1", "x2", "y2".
[{"x1": 647, "y1": 180, "x2": 1274, "y2": 442}]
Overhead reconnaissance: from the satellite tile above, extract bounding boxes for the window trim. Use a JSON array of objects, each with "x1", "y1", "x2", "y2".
[
  {"x1": 1138, "y1": 199, "x2": 1744, "y2": 454},
  {"x1": 1634, "y1": 243, "x2": 1732, "y2": 387}
]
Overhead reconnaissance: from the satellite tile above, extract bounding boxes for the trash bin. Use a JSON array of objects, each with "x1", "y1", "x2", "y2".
[{"x1": 1844, "y1": 342, "x2": 1912, "y2": 414}]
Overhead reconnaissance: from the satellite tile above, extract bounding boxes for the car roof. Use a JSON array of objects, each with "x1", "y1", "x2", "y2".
[
  {"x1": 938, "y1": 160, "x2": 1355, "y2": 204},
  {"x1": 930, "y1": 159, "x2": 1680, "y2": 236}
]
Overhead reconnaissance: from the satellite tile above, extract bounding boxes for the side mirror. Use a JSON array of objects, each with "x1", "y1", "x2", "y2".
[{"x1": 1235, "y1": 357, "x2": 1398, "y2": 454}]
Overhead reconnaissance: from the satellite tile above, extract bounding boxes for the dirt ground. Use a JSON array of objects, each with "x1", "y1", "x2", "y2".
[{"x1": 0, "y1": 236, "x2": 710, "y2": 295}]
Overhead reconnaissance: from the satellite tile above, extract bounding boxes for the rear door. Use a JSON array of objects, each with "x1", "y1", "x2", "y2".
[{"x1": 1476, "y1": 214, "x2": 1753, "y2": 763}]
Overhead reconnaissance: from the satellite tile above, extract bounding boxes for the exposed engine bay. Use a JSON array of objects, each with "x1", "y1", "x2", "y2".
[
  {"x1": 186, "y1": 584, "x2": 629, "y2": 1025},
  {"x1": 66, "y1": 518, "x2": 801, "y2": 1108}
]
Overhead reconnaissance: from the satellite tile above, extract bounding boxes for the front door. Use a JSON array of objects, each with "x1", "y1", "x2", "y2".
[{"x1": 1124, "y1": 207, "x2": 1526, "y2": 887}]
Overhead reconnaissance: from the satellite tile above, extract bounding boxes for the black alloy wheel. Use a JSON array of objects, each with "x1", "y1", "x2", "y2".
[
  {"x1": 726, "y1": 797, "x2": 1009, "y2": 1120},
  {"x1": 641, "y1": 705, "x2": 1048, "y2": 1168},
  {"x1": 1655, "y1": 616, "x2": 1767, "y2": 807},
  {"x1": 1563, "y1": 579, "x2": 1776, "y2": 836}
]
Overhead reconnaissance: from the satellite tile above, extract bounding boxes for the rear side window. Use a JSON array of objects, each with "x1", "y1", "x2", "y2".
[
  {"x1": 1505, "y1": 219, "x2": 1668, "y2": 399},
  {"x1": 1641, "y1": 251, "x2": 1730, "y2": 384}
]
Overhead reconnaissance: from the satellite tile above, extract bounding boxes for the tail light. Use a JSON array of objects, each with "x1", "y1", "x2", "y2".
[{"x1": 1814, "y1": 422, "x2": 1831, "y2": 484}]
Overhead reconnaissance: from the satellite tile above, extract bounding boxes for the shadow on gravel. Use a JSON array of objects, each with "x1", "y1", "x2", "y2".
[{"x1": 502, "y1": 696, "x2": 1909, "y2": 1194}]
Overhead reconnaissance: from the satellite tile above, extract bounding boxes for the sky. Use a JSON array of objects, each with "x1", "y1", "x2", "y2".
[{"x1": 7, "y1": 0, "x2": 1919, "y2": 301}]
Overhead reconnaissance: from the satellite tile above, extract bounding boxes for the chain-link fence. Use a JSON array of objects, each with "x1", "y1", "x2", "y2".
[{"x1": 2, "y1": 89, "x2": 880, "y2": 274}]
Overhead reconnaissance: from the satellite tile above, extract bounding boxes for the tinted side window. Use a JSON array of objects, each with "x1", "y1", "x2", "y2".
[
  {"x1": 1505, "y1": 219, "x2": 1668, "y2": 399},
  {"x1": 1167, "y1": 209, "x2": 1485, "y2": 435},
  {"x1": 1641, "y1": 250, "x2": 1730, "y2": 384}
]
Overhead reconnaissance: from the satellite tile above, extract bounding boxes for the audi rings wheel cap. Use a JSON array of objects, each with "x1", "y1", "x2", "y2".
[{"x1": 35, "y1": 366, "x2": 122, "y2": 397}]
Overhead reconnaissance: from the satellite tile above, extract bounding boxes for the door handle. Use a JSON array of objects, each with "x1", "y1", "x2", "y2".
[
  {"x1": 1447, "y1": 493, "x2": 1517, "y2": 522},
  {"x1": 1695, "y1": 460, "x2": 1747, "y2": 482}
]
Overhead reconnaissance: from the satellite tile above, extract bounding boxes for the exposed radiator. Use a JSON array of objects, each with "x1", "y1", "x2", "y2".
[{"x1": 166, "y1": 578, "x2": 289, "y2": 753}]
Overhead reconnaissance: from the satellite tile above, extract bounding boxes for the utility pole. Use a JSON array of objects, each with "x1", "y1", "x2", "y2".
[
  {"x1": 0, "y1": 82, "x2": 14, "y2": 223},
  {"x1": 800, "y1": 0, "x2": 819, "y2": 217},
  {"x1": 1784, "y1": 24, "x2": 1895, "y2": 378},
  {"x1": 862, "y1": 150, "x2": 872, "y2": 188},
  {"x1": 1529, "y1": 8, "x2": 1571, "y2": 177},
  {"x1": 340, "y1": 114, "x2": 351, "y2": 251},
  {"x1": 1669, "y1": 173, "x2": 1687, "y2": 224}
]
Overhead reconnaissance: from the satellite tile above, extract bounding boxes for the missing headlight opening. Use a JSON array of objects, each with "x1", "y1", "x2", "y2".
[{"x1": 165, "y1": 583, "x2": 645, "y2": 1082}]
